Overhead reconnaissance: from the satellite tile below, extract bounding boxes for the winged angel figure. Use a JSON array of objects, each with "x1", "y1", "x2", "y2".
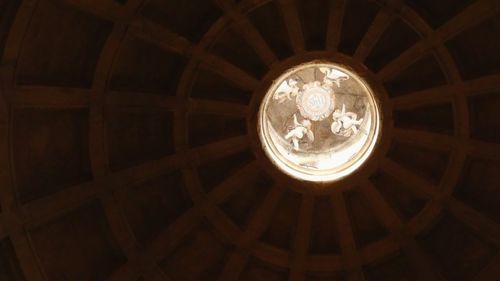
[
  {"x1": 320, "y1": 67, "x2": 350, "y2": 87},
  {"x1": 331, "y1": 104, "x2": 364, "y2": 137},
  {"x1": 273, "y1": 78, "x2": 300, "y2": 103},
  {"x1": 285, "y1": 114, "x2": 314, "y2": 151}
]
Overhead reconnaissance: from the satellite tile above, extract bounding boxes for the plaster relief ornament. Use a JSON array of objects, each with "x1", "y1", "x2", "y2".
[
  {"x1": 258, "y1": 61, "x2": 381, "y2": 182},
  {"x1": 285, "y1": 114, "x2": 314, "y2": 151},
  {"x1": 331, "y1": 104, "x2": 364, "y2": 137},
  {"x1": 273, "y1": 78, "x2": 299, "y2": 103},
  {"x1": 320, "y1": 67, "x2": 350, "y2": 87},
  {"x1": 296, "y1": 81, "x2": 335, "y2": 121}
]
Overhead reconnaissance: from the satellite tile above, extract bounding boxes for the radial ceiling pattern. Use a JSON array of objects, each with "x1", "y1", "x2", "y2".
[{"x1": 0, "y1": 0, "x2": 500, "y2": 281}]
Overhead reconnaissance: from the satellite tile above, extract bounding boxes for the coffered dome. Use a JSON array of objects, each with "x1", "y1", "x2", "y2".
[{"x1": 0, "y1": 0, "x2": 500, "y2": 281}]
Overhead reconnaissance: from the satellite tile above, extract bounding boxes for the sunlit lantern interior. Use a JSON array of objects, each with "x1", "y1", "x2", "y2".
[{"x1": 258, "y1": 61, "x2": 381, "y2": 182}]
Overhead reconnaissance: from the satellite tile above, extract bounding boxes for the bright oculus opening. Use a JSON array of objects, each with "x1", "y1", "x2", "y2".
[{"x1": 258, "y1": 61, "x2": 381, "y2": 182}]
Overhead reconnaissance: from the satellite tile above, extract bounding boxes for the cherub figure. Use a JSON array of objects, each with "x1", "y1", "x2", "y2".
[
  {"x1": 273, "y1": 78, "x2": 299, "y2": 103},
  {"x1": 331, "y1": 104, "x2": 364, "y2": 137},
  {"x1": 320, "y1": 67, "x2": 350, "y2": 87},
  {"x1": 285, "y1": 114, "x2": 314, "y2": 150}
]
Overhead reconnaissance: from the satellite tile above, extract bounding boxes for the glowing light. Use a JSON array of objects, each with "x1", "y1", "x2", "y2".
[{"x1": 258, "y1": 61, "x2": 381, "y2": 182}]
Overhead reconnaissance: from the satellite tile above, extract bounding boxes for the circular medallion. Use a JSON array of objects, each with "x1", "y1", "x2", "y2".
[
  {"x1": 258, "y1": 61, "x2": 381, "y2": 182},
  {"x1": 296, "y1": 82, "x2": 334, "y2": 121}
]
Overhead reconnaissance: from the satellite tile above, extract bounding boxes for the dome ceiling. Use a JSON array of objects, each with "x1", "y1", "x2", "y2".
[{"x1": 0, "y1": 0, "x2": 500, "y2": 281}]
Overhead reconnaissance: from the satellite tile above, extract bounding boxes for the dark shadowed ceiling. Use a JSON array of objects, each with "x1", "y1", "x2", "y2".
[{"x1": 0, "y1": 0, "x2": 500, "y2": 280}]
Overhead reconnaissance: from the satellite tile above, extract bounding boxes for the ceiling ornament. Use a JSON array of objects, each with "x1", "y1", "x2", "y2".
[
  {"x1": 259, "y1": 61, "x2": 381, "y2": 182},
  {"x1": 271, "y1": 66, "x2": 362, "y2": 150}
]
